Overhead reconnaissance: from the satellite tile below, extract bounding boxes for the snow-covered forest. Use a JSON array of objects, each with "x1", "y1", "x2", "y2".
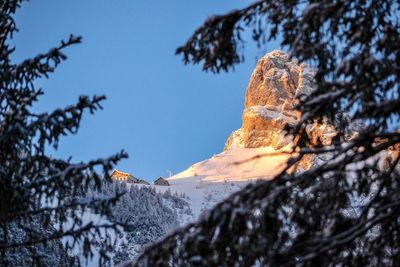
[{"x1": 85, "y1": 182, "x2": 192, "y2": 264}]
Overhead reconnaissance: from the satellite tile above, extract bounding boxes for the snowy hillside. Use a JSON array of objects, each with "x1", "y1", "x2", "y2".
[
  {"x1": 160, "y1": 145, "x2": 292, "y2": 218},
  {"x1": 171, "y1": 146, "x2": 290, "y2": 182}
]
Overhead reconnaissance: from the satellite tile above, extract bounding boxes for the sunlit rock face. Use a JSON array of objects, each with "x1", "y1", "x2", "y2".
[{"x1": 225, "y1": 50, "x2": 319, "y2": 151}]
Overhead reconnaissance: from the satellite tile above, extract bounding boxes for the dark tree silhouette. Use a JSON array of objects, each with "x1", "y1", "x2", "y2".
[
  {"x1": 0, "y1": 1, "x2": 127, "y2": 266},
  {"x1": 134, "y1": 0, "x2": 400, "y2": 266}
]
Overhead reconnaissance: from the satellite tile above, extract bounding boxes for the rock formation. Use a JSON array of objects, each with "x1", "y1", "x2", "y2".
[{"x1": 225, "y1": 50, "x2": 335, "y2": 152}]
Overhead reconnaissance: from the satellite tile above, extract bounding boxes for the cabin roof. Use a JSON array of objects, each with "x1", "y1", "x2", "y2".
[
  {"x1": 110, "y1": 169, "x2": 130, "y2": 177},
  {"x1": 154, "y1": 177, "x2": 170, "y2": 185},
  {"x1": 110, "y1": 169, "x2": 139, "y2": 181},
  {"x1": 137, "y1": 179, "x2": 150, "y2": 185}
]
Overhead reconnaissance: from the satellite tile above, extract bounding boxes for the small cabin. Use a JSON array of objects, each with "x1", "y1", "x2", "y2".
[
  {"x1": 154, "y1": 177, "x2": 170, "y2": 186},
  {"x1": 110, "y1": 169, "x2": 139, "y2": 183}
]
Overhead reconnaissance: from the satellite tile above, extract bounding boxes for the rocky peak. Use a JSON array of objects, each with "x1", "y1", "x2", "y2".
[
  {"x1": 225, "y1": 50, "x2": 333, "y2": 151},
  {"x1": 244, "y1": 50, "x2": 314, "y2": 110}
]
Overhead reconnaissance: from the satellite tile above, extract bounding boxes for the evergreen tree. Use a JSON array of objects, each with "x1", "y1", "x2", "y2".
[
  {"x1": 134, "y1": 1, "x2": 400, "y2": 266},
  {"x1": 0, "y1": 1, "x2": 127, "y2": 265}
]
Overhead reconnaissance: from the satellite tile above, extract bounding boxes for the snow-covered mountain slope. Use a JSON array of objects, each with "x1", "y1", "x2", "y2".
[
  {"x1": 158, "y1": 145, "x2": 291, "y2": 218},
  {"x1": 171, "y1": 146, "x2": 290, "y2": 182}
]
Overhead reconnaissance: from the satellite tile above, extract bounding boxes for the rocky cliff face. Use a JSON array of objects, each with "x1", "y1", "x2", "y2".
[{"x1": 225, "y1": 50, "x2": 335, "y2": 152}]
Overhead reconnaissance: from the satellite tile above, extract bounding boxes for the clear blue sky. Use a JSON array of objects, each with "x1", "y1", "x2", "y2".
[{"x1": 12, "y1": 0, "x2": 280, "y2": 181}]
